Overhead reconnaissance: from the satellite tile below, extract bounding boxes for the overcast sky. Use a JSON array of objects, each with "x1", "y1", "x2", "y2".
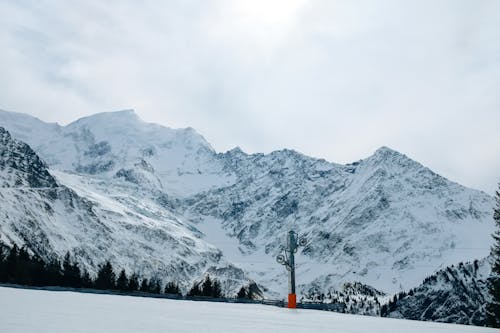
[{"x1": 0, "y1": 0, "x2": 499, "y2": 194}]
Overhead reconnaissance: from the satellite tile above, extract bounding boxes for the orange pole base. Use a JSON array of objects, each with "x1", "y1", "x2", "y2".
[{"x1": 288, "y1": 293, "x2": 297, "y2": 308}]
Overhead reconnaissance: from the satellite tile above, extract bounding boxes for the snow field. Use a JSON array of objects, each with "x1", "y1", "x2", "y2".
[{"x1": 0, "y1": 286, "x2": 495, "y2": 333}]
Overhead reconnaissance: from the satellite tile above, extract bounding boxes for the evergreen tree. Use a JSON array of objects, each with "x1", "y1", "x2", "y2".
[
  {"x1": 0, "y1": 244, "x2": 63, "y2": 287},
  {"x1": 380, "y1": 304, "x2": 388, "y2": 317},
  {"x1": 17, "y1": 247, "x2": 34, "y2": 285},
  {"x1": 150, "y1": 278, "x2": 162, "y2": 294},
  {"x1": 140, "y1": 278, "x2": 150, "y2": 292},
  {"x1": 116, "y1": 269, "x2": 128, "y2": 291},
  {"x1": 127, "y1": 273, "x2": 140, "y2": 292},
  {"x1": 44, "y1": 257, "x2": 63, "y2": 286},
  {"x1": 211, "y1": 279, "x2": 222, "y2": 298},
  {"x1": 386, "y1": 295, "x2": 397, "y2": 313},
  {"x1": 62, "y1": 252, "x2": 72, "y2": 287},
  {"x1": 245, "y1": 282, "x2": 260, "y2": 300},
  {"x1": 29, "y1": 254, "x2": 46, "y2": 287},
  {"x1": 201, "y1": 276, "x2": 213, "y2": 297},
  {"x1": 62, "y1": 252, "x2": 82, "y2": 288},
  {"x1": 95, "y1": 261, "x2": 116, "y2": 290},
  {"x1": 0, "y1": 246, "x2": 6, "y2": 282},
  {"x1": 237, "y1": 287, "x2": 247, "y2": 299},
  {"x1": 81, "y1": 269, "x2": 93, "y2": 288},
  {"x1": 188, "y1": 282, "x2": 202, "y2": 297},
  {"x1": 5, "y1": 244, "x2": 19, "y2": 282},
  {"x1": 487, "y1": 184, "x2": 500, "y2": 327},
  {"x1": 164, "y1": 282, "x2": 181, "y2": 295}
]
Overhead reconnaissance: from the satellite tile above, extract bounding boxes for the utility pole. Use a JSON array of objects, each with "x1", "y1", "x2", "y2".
[{"x1": 276, "y1": 230, "x2": 307, "y2": 308}]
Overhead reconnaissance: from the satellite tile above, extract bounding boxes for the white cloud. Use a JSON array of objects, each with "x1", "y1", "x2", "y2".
[{"x1": 0, "y1": 0, "x2": 499, "y2": 193}]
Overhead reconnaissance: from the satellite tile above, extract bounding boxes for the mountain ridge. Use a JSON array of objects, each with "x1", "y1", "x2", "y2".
[
  {"x1": 0, "y1": 125, "x2": 252, "y2": 295},
  {"x1": 0, "y1": 109, "x2": 495, "y2": 300}
]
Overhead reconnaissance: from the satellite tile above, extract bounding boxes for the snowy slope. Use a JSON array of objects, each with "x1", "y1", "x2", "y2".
[
  {"x1": 0, "y1": 126, "x2": 251, "y2": 294},
  {"x1": 187, "y1": 146, "x2": 494, "y2": 295},
  {"x1": 384, "y1": 257, "x2": 492, "y2": 325},
  {"x1": 0, "y1": 109, "x2": 234, "y2": 196},
  {"x1": 0, "y1": 109, "x2": 495, "y2": 300},
  {"x1": 0, "y1": 286, "x2": 496, "y2": 333}
]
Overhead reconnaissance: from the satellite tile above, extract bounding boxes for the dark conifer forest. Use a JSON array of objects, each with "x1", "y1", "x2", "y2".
[
  {"x1": 0, "y1": 242, "x2": 263, "y2": 301},
  {"x1": 0, "y1": 243, "x2": 183, "y2": 296}
]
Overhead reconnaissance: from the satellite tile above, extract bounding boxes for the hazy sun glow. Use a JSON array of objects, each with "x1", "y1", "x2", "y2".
[{"x1": 207, "y1": 0, "x2": 308, "y2": 49}]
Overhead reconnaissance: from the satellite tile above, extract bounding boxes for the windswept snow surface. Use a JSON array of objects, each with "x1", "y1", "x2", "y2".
[{"x1": 0, "y1": 287, "x2": 495, "y2": 333}]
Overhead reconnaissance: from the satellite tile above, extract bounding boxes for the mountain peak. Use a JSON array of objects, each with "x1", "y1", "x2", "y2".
[
  {"x1": 357, "y1": 146, "x2": 427, "y2": 175},
  {"x1": 226, "y1": 146, "x2": 246, "y2": 155},
  {"x1": 0, "y1": 127, "x2": 57, "y2": 188},
  {"x1": 68, "y1": 109, "x2": 140, "y2": 127},
  {"x1": 367, "y1": 146, "x2": 411, "y2": 163},
  {"x1": 107, "y1": 109, "x2": 137, "y2": 117},
  {"x1": 0, "y1": 126, "x2": 12, "y2": 141},
  {"x1": 94, "y1": 109, "x2": 137, "y2": 116},
  {"x1": 373, "y1": 146, "x2": 401, "y2": 156}
]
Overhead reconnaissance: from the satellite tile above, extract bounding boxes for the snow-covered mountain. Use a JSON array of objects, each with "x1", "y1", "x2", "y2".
[
  {"x1": 0, "y1": 109, "x2": 233, "y2": 196},
  {"x1": 186, "y1": 145, "x2": 494, "y2": 295},
  {"x1": 383, "y1": 257, "x2": 492, "y2": 325},
  {"x1": 0, "y1": 124, "x2": 250, "y2": 295},
  {"x1": 0, "y1": 109, "x2": 495, "y2": 299}
]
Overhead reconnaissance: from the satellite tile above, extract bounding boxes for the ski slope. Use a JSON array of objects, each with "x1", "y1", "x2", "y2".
[{"x1": 0, "y1": 287, "x2": 495, "y2": 333}]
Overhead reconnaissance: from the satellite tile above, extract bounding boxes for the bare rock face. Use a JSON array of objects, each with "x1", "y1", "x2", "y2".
[{"x1": 0, "y1": 127, "x2": 57, "y2": 188}]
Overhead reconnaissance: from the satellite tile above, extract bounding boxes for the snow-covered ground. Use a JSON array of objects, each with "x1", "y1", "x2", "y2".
[{"x1": 0, "y1": 287, "x2": 495, "y2": 333}]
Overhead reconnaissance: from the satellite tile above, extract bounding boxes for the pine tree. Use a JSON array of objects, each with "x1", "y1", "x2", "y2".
[
  {"x1": 27, "y1": 252, "x2": 46, "y2": 287},
  {"x1": 140, "y1": 278, "x2": 149, "y2": 292},
  {"x1": 116, "y1": 269, "x2": 128, "y2": 291},
  {"x1": 44, "y1": 257, "x2": 63, "y2": 286},
  {"x1": 17, "y1": 246, "x2": 34, "y2": 285},
  {"x1": 150, "y1": 278, "x2": 162, "y2": 294},
  {"x1": 81, "y1": 269, "x2": 93, "y2": 288},
  {"x1": 62, "y1": 252, "x2": 82, "y2": 288},
  {"x1": 237, "y1": 287, "x2": 247, "y2": 299},
  {"x1": 95, "y1": 261, "x2": 116, "y2": 290},
  {"x1": 246, "y1": 282, "x2": 260, "y2": 300},
  {"x1": 380, "y1": 304, "x2": 388, "y2": 317},
  {"x1": 5, "y1": 244, "x2": 19, "y2": 282},
  {"x1": 0, "y1": 246, "x2": 6, "y2": 282},
  {"x1": 127, "y1": 273, "x2": 140, "y2": 292},
  {"x1": 164, "y1": 282, "x2": 181, "y2": 295},
  {"x1": 188, "y1": 282, "x2": 202, "y2": 297},
  {"x1": 487, "y1": 184, "x2": 500, "y2": 327},
  {"x1": 211, "y1": 279, "x2": 222, "y2": 298},
  {"x1": 201, "y1": 276, "x2": 213, "y2": 297},
  {"x1": 62, "y1": 252, "x2": 72, "y2": 287}
]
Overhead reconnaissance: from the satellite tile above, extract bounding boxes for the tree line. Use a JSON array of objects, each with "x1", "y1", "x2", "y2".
[
  {"x1": 381, "y1": 184, "x2": 500, "y2": 327},
  {"x1": 0, "y1": 243, "x2": 257, "y2": 299},
  {"x1": 487, "y1": 183, "x2": 500, "y2": 327},
  {"x1": 0, "y1": 244, "x2": 182, "y2": 294}
]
